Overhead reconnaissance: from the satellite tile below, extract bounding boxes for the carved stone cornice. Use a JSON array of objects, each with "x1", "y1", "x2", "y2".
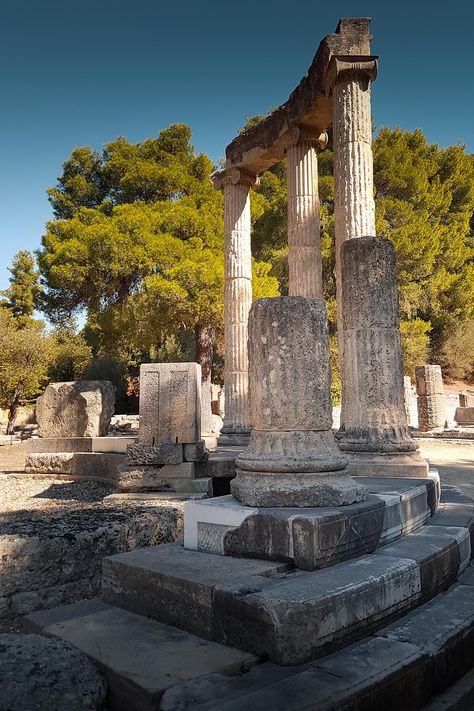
[
  {"x1": 211, "y1": 167, "x2": 259, "y2": 191},
  {"x1": 274, "y1": 126, "x2": 328, "y2": 158},
  {"x1": 326, "y1": 55, "x2": 378, "y2": 92}
]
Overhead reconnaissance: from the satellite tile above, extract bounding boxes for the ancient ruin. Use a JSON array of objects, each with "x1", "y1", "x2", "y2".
[
  {"x1": 212, "y1": 17, "x2": 428, "y2": 478},
  {"x1": 14, "y1": 17, "x2": 474, "y2": 711}
]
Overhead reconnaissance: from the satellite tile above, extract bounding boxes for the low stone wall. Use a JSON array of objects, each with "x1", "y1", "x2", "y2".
[{"x1": 0, "y1": 476, "x2": 183, "y2": 623}]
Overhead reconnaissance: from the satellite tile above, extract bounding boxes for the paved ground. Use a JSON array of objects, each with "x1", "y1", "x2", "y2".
[{"x1": 417, "y1": 439, "x2": 474, "y2": 499}]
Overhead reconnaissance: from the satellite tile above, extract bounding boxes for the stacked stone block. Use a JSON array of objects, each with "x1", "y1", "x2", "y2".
[
  {"x1": 115, "y1": 363, "x2": 209, "y2": 493},
  {"x1": 415, "y1": 365, "x2": 446, "y2": 431}
]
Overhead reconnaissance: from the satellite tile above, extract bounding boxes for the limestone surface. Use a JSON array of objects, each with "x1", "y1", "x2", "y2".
[
  {"x1": 415, "y1": 365, "x2": 444, "y2": 396},
  {"x1": 336, "y1": 237, "x2": 428, "y2": 477},
  {"x1": 139, "y1": 363, "x2": 201, "y2": 445},
  {"x1": 36, "y1": 381, "x2": 115, "y2": 438},
  {"x1": 0, "y1": 633, "x2": 107, "y2": 710},
  {"x1": 233, "y1": 297, "x2": 366, "y2": 507}
]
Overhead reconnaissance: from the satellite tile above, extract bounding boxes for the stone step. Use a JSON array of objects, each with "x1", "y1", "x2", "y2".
[
  {"x1": 158, "y1": 579, "x2": 474, "y2": 710},
  {"x1": 102, "y1": 519, "x2": 471, "y2": 665},
  {"x1": 184, "y1": 476, "x2": 439, "y2": 570},
  {"x1": 25, "y1": 598, "x2": 258, "y2": 711},
  {"x1": 26, "y1": 569, "x2": 474, "y2": 711}
]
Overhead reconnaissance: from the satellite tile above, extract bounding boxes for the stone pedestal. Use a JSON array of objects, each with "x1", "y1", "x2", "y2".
[
  {"x1": 115, "y1": 363, "x2": 209, "y2": 492},
  {"x1": 404, "y1": 376, "x2": 418, "y2": 428},
  {"x1": 213, "y1": 169, "x2": 258, "y2": 446},
  {"x1": 415, "y1": 365, "x2": 446, "y2": 431},
  {"x1": 232, "y1": 297, "x2": 367, "y2": 507},
  {"x1": 336, "y1": 237, "x2": 428, "y2": 477},
  {"x1": 287, "y1": 133, "x2": 326, "y2": 299}
]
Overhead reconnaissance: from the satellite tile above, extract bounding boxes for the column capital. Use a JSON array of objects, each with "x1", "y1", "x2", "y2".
[
  {"x1": 211, "y1": 167, "x2": 259, "y2": 191},
  {"x1": 275, "y1": 125, "x2": 328, "y2": 158},
  {"x1": 326, "y1": 54, "x2": 378, "y2": 92}
]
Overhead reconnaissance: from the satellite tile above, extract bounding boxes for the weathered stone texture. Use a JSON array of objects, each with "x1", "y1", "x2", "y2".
[
  {"x1": 417, "y1": 395, "x2": 447, "y2": 431},
  {"x1": 125, "y1": 442, "x2": 183, "y2": 466},
  {"x1": 36, "y1": 381, "x2": 115, "y2": 438},
  {"x1": 0, "y1": 634, "x2": 107, "y2": 710},
  {"x1": 233, "y1": 297, "x2": 366, "y2": 507},
  {"x1": 336, "y1": 237, "x2": 428, "y2": 477},
  {"x1": 415, "y1": 365, "x2": 444, "y2": 396},
  {"x1": 139, "y1": 363, "x2": 201, "y2": 445}
]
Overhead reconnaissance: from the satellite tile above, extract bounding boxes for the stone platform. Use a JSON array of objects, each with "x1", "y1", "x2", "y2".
[
  {"x1": 184, "y1": 474, "x2": 440, "y2": 570},
  {"x1": 26, "y1": 483, "x2": 474, "y2": 708},
  {"x1": 25, "y1": 436, "x2": 136, "y2": 481}
]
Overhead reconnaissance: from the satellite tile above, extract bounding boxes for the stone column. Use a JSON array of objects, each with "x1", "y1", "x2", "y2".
[
  {"x1": 336, "y1": 237, "x2": 428, "y2": 477},
  {"x1": 286, "y1": 130, "x2": 327, "y2": 298},
  {"x1": 416, "y1": 365, "x2": 446, "y2": 431},
  {"x1": 233, "y1": 296, "x2": 367, "y2": 507},
  {"x1": 212, "y1": 168, "x2": 258, "y2": 446},
  {"x1": 328, "y1": 56, "x2": 378, "y2": 433}
]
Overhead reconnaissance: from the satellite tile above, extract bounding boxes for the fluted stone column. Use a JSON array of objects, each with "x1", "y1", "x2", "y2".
[
  {"x1": 287, "y1": 131, "x2": 327, "y2": 298},
  {"x1": 329, "y1": 56, "x2": 378, "y2": 437},
  {"x1": 213, "y1": 168, "x2": 258, "y2": 446},
  {"x1": 336, "y1": 237, "x2": 428, "y2": 477},
  {"x1": 233, "y1": 297, "x2": 368, "y2": 507}
]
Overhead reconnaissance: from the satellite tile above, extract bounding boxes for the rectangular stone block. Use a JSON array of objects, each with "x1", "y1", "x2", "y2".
[
  {"x1": 417, "y1": 395, "x2": 446, "y2": 430},
  {"x1": 125, "y1": 442, "x2": 184, "y2": 466},
  {"x1": 183, "y1": 441, "x2": 207, "y2": 462},
  {"x1": 415, "y1": 365, "x2": 444, "y2": 396},
  {"x1": 375, "y1": 526, "x2": 470, "y2": 601},
  {"x1": 139, "y1": 363, "x2": 201, "y2": 445},
  {"x1": 212, "y1": 555, "x2": 421, "y2": 664},
  {"x1": 459, "y1": 392, "x2": 474, "y2": 408},
  {"x1": 102, "y1": 542, "x2": 289, "y2": 639},
  {"x1": 455, "y1": 407, "x2": 474, "y2": 425},
  {"x1": 375, "y1": 584, "x2": 474, "y2": 692},
  {"x1": 26, "y1": 437, "x2": 94, "y2": 453}
]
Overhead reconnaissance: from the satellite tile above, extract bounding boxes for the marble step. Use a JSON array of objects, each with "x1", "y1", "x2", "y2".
[
  {"x1": 25, "y1": 598, "x2": 258, "y2": 711},
  {"x1": 184, "y1": 476, "x2": 440, "y2": 569},
  {"x1": 26, "y1": 567, "x2": 474, "y2": 711},
  {"x1": 103, "y1": 518, "x2": 471, "y2": 665},
  {"x1": 159, "y1": 577, "x2": 474, "y2": 710}
]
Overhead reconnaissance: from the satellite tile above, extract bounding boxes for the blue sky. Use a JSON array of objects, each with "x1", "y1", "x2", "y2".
[{"x1": 1, "y1": 0, "x2": 473, "y2": 291}]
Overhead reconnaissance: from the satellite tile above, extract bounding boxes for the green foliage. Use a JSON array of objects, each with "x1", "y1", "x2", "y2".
[
  {"x1": 435, "y1": 320, "x2": 474, "y2": 382},
  {"x1": 399, "y1": 318, "x2": 431, "y2": 378},
  {"x1": 48, "y1": 321, "x2": 93, "y2": 382},
  {"x1": 1, "y1": 251, "x2": 43, "y2": 327},
  {"x1": 0, "y1": 311, "x2": 54, "y2": 432},
  {"x1": 39, "y1": 124, "x2": 280, "y2": 383},
  {"x1": 250, "y1": 125, "x2": 474, "y2": 377},
  {"x1": 84, "y1": 355, "x2": 131, "y2": 413}
]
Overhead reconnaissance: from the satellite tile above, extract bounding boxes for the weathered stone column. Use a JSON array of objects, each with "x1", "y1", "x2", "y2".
[
  {"x1": 329, "y1": 55, "x2": 378, "y2": 433},
  {"x1": 416, "y1": 365, "x2": 446, "y2": 431},
  {"x1": 336, "y1": 237, "x2": 428, "y2": 477},
  {"x1": 287, "y1": 130, "x2": 327, "y2": 298},
  {"x1": 212, "y1": 168, "x2": 258, "y2": 445},
  {"x1": 233, "y1": 296, "x2": 368, "y2": 507}
]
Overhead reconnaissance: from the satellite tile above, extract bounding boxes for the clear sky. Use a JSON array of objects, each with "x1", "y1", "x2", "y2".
[{"x1": 1, "y1": 0, "x2": 473, "y2": 291}]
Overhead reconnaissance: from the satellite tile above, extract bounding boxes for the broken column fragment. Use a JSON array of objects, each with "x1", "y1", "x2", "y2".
[
  {"x1": 232, "y1": 297, "x2": 367, "y2": 507},
  {"x1": 336, "y1": 237, "x2": 428, "y2": 477}
]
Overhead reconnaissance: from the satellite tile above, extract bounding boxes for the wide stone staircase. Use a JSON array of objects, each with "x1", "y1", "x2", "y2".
[{"x1": 26, "y1": 475, "x2": 474, "y2": 710}]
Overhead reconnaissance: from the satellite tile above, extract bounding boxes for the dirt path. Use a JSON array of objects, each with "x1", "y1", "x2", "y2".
[{"x1": 418, "y1": 439, "x2": 474, "y2": 499}]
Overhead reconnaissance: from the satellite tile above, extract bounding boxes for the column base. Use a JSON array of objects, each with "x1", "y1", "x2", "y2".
[
  {"x1": 218, "y1": 429, "x2": 251, "y2": 447},
  {"x1": 342, "y1": 451, "x2": 429, "y2": 478},
  {"x1": 231, "y1": 469, "x2": 368, "y2": 508}
]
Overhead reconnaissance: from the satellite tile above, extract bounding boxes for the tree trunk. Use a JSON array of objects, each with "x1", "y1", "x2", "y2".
[
  {"x1": 195, "y1": 324, "x2": 214, "y2": 434},
  {"x1": 6, "y1": 383, "x2": 23, "y2": 435}
]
